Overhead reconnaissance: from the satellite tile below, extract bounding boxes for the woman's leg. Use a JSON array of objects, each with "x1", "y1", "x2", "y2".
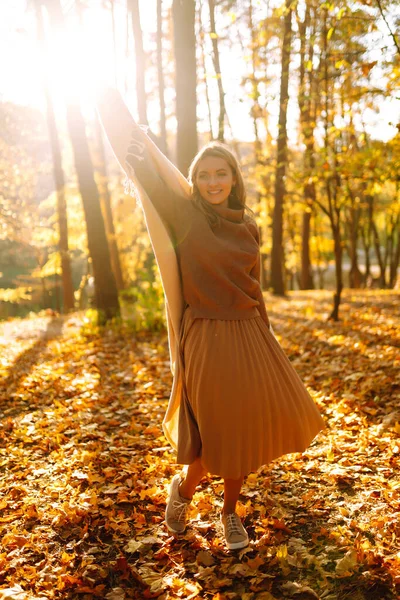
[
  {"x1": 178, "y1": 457, "x2": 208, "y2": 500},
  {"x1": 222, "y1": 477, "x2": 244, "y2": 514},
  {"x1": 221, "y1": 476, "x2": 248, "y2": 549}
]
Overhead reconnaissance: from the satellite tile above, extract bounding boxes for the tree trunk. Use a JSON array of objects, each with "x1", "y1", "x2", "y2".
[
  {"x1": 322, "y1": 7, "x2": 343, "y2": 320},
  {"x1": 371, "y1": 217, "x2": 386, "y2": 287},
  {"x1": 360, "y1": 193, "x2": 373, "y2": 285},
  {"x1": 128, "y1": 0, "x2": 148, "y2": 125},
  {"x1": 330, "y1": 221, "x2": 343, "y2": 320},
  {"x1": 198, "y1": 0, "x2": 214, "y2": 140},
  {"x1": 35, "y1": 0, "x2": 74, "y2": 312},
  {"x1": 389, "y1": 197, "x2": 400, "y2": 287},
  {"x1": 172, "y1": 0, "x2": 198, "y2": 176},
  {"x1": 208, "y1": 0, "x2": 226, "y2": 141},
  {"x1": 346, "y1": 183, "x2": 363, "y2": 288},
  {"x1": 94, "y1": 117, "x2": 125, "y2": 291},
  {"x1": 270, "y1": 0, "x2": 292, "y2": 296},
  {"x1": 157, "y1": 0, "x2": 168, "y2": 154},
  {"x1": 298, "y1": 1, "x2": 315, "y2": 290},
  {"x1": 66, "y1": 104, "x2": 120, "y2": 320},
  {"x1": 43, "y1": 0, "x2": 119, "y2": 321}
]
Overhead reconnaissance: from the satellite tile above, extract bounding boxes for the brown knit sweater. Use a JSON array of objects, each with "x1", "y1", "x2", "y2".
[{"x1": 127, "y1": 146, "x2": 271, "y2": 328}]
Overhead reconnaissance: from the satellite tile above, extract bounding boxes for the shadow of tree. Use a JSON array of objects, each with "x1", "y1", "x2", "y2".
[{"x1": 0, "y1": 317, "x2": 64, "y2": 419}]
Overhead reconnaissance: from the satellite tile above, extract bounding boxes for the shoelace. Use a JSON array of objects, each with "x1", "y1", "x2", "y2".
[
  {"x1": 172, "y1": 499, "x2": 189, "y2": 523},
  {"x1": 225, "y1": 513, "x2": 243, "y2": 536}
]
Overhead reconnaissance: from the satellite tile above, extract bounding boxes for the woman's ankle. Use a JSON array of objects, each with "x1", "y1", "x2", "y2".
[
  {"x1": 178, "y1": 480, "x2": 192, "y2": 501},
  {"x1": 222, "y1": 504, "x2": 237, "y2": 515}
]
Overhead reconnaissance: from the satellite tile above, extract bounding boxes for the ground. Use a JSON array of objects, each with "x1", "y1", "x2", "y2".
[{"x1": 0, "y1": 289, "x2": 399, "y2": 600}]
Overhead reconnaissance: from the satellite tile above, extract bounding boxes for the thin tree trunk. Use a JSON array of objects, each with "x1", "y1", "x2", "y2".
[
  {"x1": 249, "y1": 0, "x2": 262, "y2": 158},
  {"x1": 270, "y1": 0, "x2": 292, "y2": 296},
  {"x1": 128, "y1": 0, "x2": 148, "y2": 125},
  {"x1": 198, "y1": 0, "x2": 214, "y2": 140},
  {"x1": 346, "y1": 184, "x2": 363, "y2": 288},
  {"x1": 110, "y1": 0, "x2": 118, "y2": 89},
  {"x1": 208, "y1": 0, "x2": 226, "y2": 141},
  {"x1": 157, "y1": 0, "x2": 168, "y2": 154},
  {"x1": 323, "y1": 7, "x2": 342, "y2": 320},
  {"x1": 361, "y1": 191, "x2": 375, "y2": 285},
  {"x1": 35, "y1": 0, "x2": 74, "y2": 312},
  {"x1": 298, "y1": 0, "x2": 315, "y2": 290},
  {"x1": 371, "y1": 217, "x2": 386, "y2": 286},
  {"x1": 390, "y1": 223, "x2": 400, "y2": 287},
  {"x1": 172, "y1": 0, "x2": 198, "y2": 175},
  {"x1": 389, "y1": 188, "x2": 400, "y2": 286},
  {"x1": 94, "y1": 118, "x2": 125, "y2": 290}
]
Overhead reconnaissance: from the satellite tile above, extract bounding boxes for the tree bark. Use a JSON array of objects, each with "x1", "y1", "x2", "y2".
[
  {"x1": 208, "y1": 0, "x2": 226, "y2": 141},
  {"x1": 298, "y1": 0, "x2": 315, "y2": 290},
  {"x1": 35, "y1": 0, "x2": 74, "y2": 312},
  {"x1": 157, "y1": 0, "x2": 168, "y2": 154},
  {"x1": 66, "y1": 104, "x2": 120, "y2": 320},
  {"x1": 345, "y1": 182, "x2": 363, "y2": 288},
  {"x1": 128, "y1": 0, "x2": 148, "y2": 125},
  {"x1": 93, "y1": 117, "x2": 125, "y2": 291},
  {"x1": 198, "y1": 0, "x2": 214, "y2": 140},
  {"x1": 172, "y1": 0, "x2": 198, "y2": 176},
  {"x1": 323, "y1": 7, "x2": 343, "y2": 320},
  {"x1": 270, "y1": 0, "x2": 292, "y2": 296}
]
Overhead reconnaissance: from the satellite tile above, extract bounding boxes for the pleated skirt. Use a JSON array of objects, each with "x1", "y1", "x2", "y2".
[{"x1": 177, "y1": 306, "x2": 325, "y2": 480}]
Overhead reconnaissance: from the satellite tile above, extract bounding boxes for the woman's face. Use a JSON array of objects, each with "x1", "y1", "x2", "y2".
[{"x1": 195, "y1": 156, "x2": 236, "y2": 208}]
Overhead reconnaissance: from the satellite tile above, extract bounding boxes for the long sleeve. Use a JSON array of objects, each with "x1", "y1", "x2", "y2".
[
  {"x1": 96, "y1": 87, "x2": 187, "y2": 236},
  {"x1": 247, "y1": 220, "x2": 272, "y2": 330}
]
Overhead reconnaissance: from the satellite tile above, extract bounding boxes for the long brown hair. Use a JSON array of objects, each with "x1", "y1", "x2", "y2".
[{"x1": 188, "y1": 142, "x2": 253, "y2": 227}]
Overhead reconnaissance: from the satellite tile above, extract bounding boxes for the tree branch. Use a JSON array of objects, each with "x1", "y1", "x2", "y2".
[{"x1": 375, "y1": 0, "x2": 400, "y2": 55}]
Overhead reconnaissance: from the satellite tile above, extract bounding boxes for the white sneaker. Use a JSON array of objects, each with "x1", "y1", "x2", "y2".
[
  {"x1": 220, "y1": 512, "x2": 249, "y2": 550},
  {"x1": 165, "y1": 474, "x2": 191, "y2": 533}
]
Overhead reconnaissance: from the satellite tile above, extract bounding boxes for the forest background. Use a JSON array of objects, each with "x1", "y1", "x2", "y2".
[
  {"x1": 0, "y1": 2, "x2": 400, "y2": 599},
  {"x1": 1, "y1": 0, "x2": 399, "y2": 326}
]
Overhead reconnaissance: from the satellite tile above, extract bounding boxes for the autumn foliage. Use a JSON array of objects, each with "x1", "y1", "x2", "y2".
[{"x1": 0, "y1": 289, "x2": 399, "y2": 599}]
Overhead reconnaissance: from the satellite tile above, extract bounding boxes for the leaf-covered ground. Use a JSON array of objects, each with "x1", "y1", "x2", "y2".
[{"x1": 0, "y1": 289, "x2": 399, "y2": 600}]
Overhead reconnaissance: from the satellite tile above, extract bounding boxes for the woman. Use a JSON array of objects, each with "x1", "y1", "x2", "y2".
[{"x1": 97, "y1": 89, "x2": 325, "y2": 551}]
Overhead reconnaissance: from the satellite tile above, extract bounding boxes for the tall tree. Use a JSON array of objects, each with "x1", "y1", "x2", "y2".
[
  {"x1": 198, "y1": 0, "x2": 214, "y2": 140},
  {"x1": 76, "y1": 0, "x2": 125, "y2": 291},
  {"x1": 42, "y1": 0, "x2": 119, "y2": 321},
  {"x1": 128, "y1": 0, "x2": 148, "y2": 125},
  {"x1": 208, "y1": 0, "x2": 227, "y2": 141},
  {"x1": 93, "y1": 118, "x2": 125, "y2": 291},
  {"x1": 172, "y1": 0, "x2": 198, "y2": 175},
  {"x1": 319, "y1": 7, "x2": 343, "y2": 319},
  {"x1": 34, "y1": 0, "x2": 74, "y2": 312},
  {"x1": 298, "y1": 0, "x2": 316, "y2": 291},
  {"x1": 270, "y1": 0, "x2": 292, "y2": 296},
  {"x1": 157, "y1": 0, "x2": 168, "y2": 154}
]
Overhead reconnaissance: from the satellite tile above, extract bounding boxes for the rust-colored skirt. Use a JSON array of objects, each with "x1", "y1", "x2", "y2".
[{"x1": 176, "y1": 306, "x2": 325, "y2": 480}]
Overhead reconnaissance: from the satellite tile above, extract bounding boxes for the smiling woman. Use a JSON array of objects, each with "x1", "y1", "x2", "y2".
[
  {"x1": 195, "y1": 156, "x2": 236, "y2": 208},
  {"x1": 97, "y1": 87, "x2": 325, "y2": 551}
]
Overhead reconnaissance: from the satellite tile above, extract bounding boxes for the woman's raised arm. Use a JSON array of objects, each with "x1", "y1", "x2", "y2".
[{"x1": 96, "y1": 87, "x2": 186, "y2": 232}]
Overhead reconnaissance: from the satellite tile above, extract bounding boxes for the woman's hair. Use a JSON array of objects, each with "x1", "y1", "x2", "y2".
[{"x1": 188, "y1": 141, "x2": 253, "y2": 227}]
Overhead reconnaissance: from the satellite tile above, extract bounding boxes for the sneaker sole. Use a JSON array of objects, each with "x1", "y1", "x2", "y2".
[
  {"x1": 165, "y1": 521, "x2": 186, "y2": 534},
  {"x1": 226, "y1": 537, "x2": 249, "y2": 550}
]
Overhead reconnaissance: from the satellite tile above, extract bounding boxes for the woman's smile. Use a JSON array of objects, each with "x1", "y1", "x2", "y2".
[{"x1": 196, "y1": 156, "x2": 236, "y2": 207}]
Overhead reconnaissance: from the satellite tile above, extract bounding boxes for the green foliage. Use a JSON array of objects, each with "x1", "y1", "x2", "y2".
[{"x1": 119, "y1": 265, "x2": 166, "y2": 333}]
